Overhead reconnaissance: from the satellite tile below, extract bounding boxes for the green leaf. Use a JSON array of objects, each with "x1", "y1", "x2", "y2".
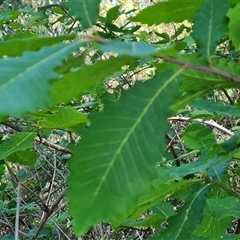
[
  {"x1": 130, "y1": 0, "x2": 204, "y2": 25},
  {"x1": 0, "y1": 35, "x2": 76, "y2": 57},
  {"x1": 99, "y1": 41, "x2": 157, "y2": 57},
  {"x1": 220, "y1": 234, "x2": 240, "y2": 240},
  {"x1": 151, "y1": 202, "x2": 176, "y2": 219},
  {"x1": 0, "y1": 132, "x2": 35, "y2": 160},
  {"x1": 0, "y1": 236, "x2": 15, "y2": 240},
  {"x1": 194, "y1": 174, "x2": 233, "y2": 239},
  {"x1": 66, "y1": 69, "x2": 182, "y2": 234},
  {"x1": 192, "y1": 0, "x2": 229, "y2": 62},
  {"x1": 191, "y1": 100, "x2": 240, "y2": 117},
  {"x1": 123, "y1": 214, "x2": 163, "y2": 231},
  {"x1": 227, "y1": 2, "x2": 240, "y2": 50},
  {"x1": 159, "y1": 184, "x2": 211, "y2": 240},
  {"x1": 182, "y1": 123, "x2": 216, "y2": 151},
  {"x1": 127, "y1": 177, "x2": 199, "y2": 224},
  {"x1": 0, "y1": 163, "x2": 4, "y2": 181},
  {"x1": 0, "y1": 42, "x2": 82, "y2": 117},
  {"x1": 193, "y1": 208, "x2": 232, "y2": 240},
  {"x1": 168, "y1": 55, "x2": 235, "y2": 111},
  {"x1": 106, "y1": 5, "x2": 121, "y2": 23},
  {"x1": 66, "y1": 0, "x2": 101, "y2": 28},
  {"x1": 0, "y1": 10, "x2": 20, "y2": 26},
  {"x1": 40, "y1": 107, "x2": 88, "y2": 132},
  {"x1": 7, "y1": 149, "x2": 37, "y2": 166},
  {"x1": 207, "y1": 197, "x2": 240, "y2": 220},
  {"x1": 51, "y1": 56, "x2": 136, "y2": 104}
]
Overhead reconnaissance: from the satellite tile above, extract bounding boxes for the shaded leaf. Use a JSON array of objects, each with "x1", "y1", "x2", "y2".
[
  {"x1": 192, "y1": 0, "x2": 229, "y2": 62},
  {"x1": 0, "y1": 42, "x2": 82, "y2": 117},
  {"x1": 193, "y1": 209, "x2": 232, "y2": 240},
  {"x1": 151, "y1": 202, "x2": 176, "y2": 219},
  {"x1": 159, "y1": 184, "x2": 211, "y2": 240},
  {"x1": 66, "y1": 69, "x2": 182, "y2": 234},
  {"x1": 207, "y1": 197, "x2": 240, "y2": 220},
  {"x1": 7, "y1": 149, "x2": 37, "y2": 166},
  {"x1": 100, "y1": 41, "x2": 157, "y2": 56},
  {"x1": 125, "y1": 174, "x2": 199, "y2": 223},
  {"x1": 51, "y1": 56, "x2": 136, "y2": 104},
  {"x1": 123, "y1": 214, "x2": 163, "y2": 231},
  {"x1": 194, "y1": 173, "x2": 233, "y2": 239},
  {"x1": 0, "y1": 132, "x2": 35, "y2": 160},
  {"x1": 0, "y1": 163, "x2": 4, "y2": 181},
  {"x1": 66, "y1": 0, "x2": 101, "y2": 28},
  {"x1": 191, "y1": 100, "x2": 240, "y2": 117},
  {"x1": 0, "y1": 35, "x2": 76, "y2": 57},
  {"x1": 183, "y1": 123, "x2": 216, "y2": 151},
  {"x1": 167, "y1": 55, "x2": 236, "y2": 111}
]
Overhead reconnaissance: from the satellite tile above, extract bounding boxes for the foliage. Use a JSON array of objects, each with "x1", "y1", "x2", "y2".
[{"x1": 0, "y1": 0, "x2": 240, "y2": 239}]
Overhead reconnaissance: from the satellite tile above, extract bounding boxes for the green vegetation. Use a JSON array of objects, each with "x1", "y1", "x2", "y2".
[{"x1": 1, "y1": 0, "x2": 240, "y2": 239}]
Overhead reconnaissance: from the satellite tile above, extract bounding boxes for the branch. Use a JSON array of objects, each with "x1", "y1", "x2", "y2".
[
  {"x1": 35, "y1": 136, "x2": 72, "y2": 154},
  {"x1": 206, "y1": 176, "x2": 240, "y2": 199},
  {"x1": 32, "y1": 187, "x2": 67, "y2": 240},
  {"x1": 168, "y1": 117, "x2": 234, "y2": 136},
  {"x1": 161, "y1": 56, "x2": 240, "y2": 83}
]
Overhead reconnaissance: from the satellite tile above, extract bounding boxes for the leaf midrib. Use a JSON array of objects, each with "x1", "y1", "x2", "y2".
[{"x1": 93, "y1": 67, "x2": 185, "y2": 198}]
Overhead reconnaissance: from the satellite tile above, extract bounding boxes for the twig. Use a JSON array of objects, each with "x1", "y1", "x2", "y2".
[
  {"x1": 168, "y1": 117, "x2": 234, "y2": 136},
  {"x1": 46, "y1": 150, "x2": 57, "y2": 205},
  {"x1": 15, "y1": 164, "x2": 21, "y2": 240},
  {"x1": 67, "y1": 20, "x2": 77, "y2": 34},
  {"x1": 32, "y1": 187, "x2": 68, "y2": 240},
  {"x1": 165, "y1": 134, "x2": 180, "y2": 166},
  {"x1": 2, "y1": 122, "x2": 22, "y2": 132},
  {"x1": 161, "y1": 55, "x2": 240, "y2": 83},
  {"x1": 35, "y1": 136, "x2": 72, "y2": 154},
  {"x1": 4, "y1": 161, "x2": 50, "y2": 212},
  {"x1": 206, "y1": 176, "x2": 240, "y2": 198},
  {"x1": 221, "y1": 88, "x2": 234, "y2": 105}
]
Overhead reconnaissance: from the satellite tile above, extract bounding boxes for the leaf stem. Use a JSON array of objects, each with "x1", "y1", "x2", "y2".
[
  {"x1": 161, "y1": 56, "x2": 240, "y2": 83},
  {"x1": 206, "y1": 176, "x2": 240, "y2": 199}
]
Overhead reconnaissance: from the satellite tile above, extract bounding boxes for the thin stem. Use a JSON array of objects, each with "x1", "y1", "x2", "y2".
[
  {"x1": 161, "y1": 55, "x2": 240, "y2": 83},
  {"x1": 206, "y1": 176, "x2": 240, "y2": 199},
  {"x1": 168, "y1": 117, "x2": 234, "y2": 136},
  {"x1": 221, "y1": 88, "x2": 234, "y2": 105}
]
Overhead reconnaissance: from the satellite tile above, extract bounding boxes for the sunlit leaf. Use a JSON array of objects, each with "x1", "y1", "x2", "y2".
[{"x1": 40, "y1": 107, "x2": 88, "y2": 132}]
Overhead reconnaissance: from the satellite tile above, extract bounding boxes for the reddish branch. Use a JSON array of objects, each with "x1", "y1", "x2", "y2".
[{"x1": 160, "y1": 56, "x2": 240, "y2": 83}]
